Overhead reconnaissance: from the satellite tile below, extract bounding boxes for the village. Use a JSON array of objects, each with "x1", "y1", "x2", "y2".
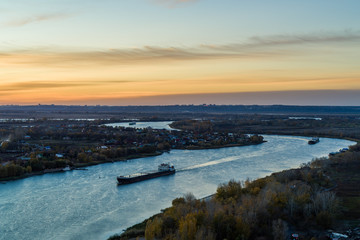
[{"x1": 0, "y1": 119, "x2": 264, "y2": 180}]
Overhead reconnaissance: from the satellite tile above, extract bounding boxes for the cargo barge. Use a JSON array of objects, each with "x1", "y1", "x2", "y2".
[
  {"x1": 308, "y1": 137, "x2": 320, "y2": 145},
  {"x1": 117, "y1": 163, "x2": 175, "y2": 185}
]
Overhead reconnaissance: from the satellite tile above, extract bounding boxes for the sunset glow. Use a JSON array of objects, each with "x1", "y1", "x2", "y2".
[{"x1": 1, "y1": 0, "x2": 360, "y2": 105}]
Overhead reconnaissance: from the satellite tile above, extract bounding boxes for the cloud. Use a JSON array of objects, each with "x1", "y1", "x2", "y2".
[
  {"x1": 0, "y1": 46, "x2": 247, "y2": 67},
  {"x1": 153, "y1": 0, "x2": 198, "y2": 8},
  {"x1": 3, "y1": 13, "x2": 70, "y2": 27},
  {"x1": 2, "y1": 31, "x2": 360, "y2": 67},
  {"x1": 0, "y1": 80, "x2": 136, "y2": 94},
  {"x1": 161, "y1": 0, "x2": 198, "y2": 3},
  {"x1": 201, "y1": 31, "x2": 360, "y2": 51},
  {"x1": 0, "y1": 81, "x2": 84, "y2": 93}
]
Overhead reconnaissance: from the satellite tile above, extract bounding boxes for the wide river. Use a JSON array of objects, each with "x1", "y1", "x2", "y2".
[{"x1": 0, "y1": 133, "x2": 355, "y2": 240}]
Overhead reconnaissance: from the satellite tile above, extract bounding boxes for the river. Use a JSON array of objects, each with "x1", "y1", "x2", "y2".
[{"x1": 0, "y1": 135, "x2": 355, "y2": 240}]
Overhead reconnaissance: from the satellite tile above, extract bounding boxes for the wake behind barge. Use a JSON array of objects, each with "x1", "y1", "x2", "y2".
[{"x1": 117, "y1": 163, "x2": 175, "y2": 185}]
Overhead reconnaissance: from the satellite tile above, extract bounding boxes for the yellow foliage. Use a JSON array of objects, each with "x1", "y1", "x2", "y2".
[
  {"x1": 296, "y1": 193, "x2": 311, "y2": 205},
  {"x1": 236, "y1": 217, "x2": 251, "y2": 240},
  {"x1": 179, "y1": 213, "x2": 197, "y2": 240},
  {"x1": 145, "y1": 217, "x2": 163, "y2": 240},
  {"x1": 250, "y1": 186, "x2": 261, "y2": 195}
]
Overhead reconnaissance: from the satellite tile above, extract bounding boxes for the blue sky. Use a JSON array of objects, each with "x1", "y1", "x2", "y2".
[{"x1": 2, "y1": 0, "x2": 359, "y2": 49}]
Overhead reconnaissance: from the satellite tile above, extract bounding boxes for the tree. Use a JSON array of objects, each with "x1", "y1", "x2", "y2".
[
  {"x1": 179, "y1": 213, "x2": 197, "y2": 240},
  {"x1": 30, "y1": 159, "x2": 43, "y2": 171},
  {"x1": 1, "y1": 141, "x2": 9, "y2": 152},
  {"x1": 272, "y1": 219, "x2": 288, "y2": 240},
  {"x1": 216, "y1": 180, "x2": 243, "y2": 202},
  {"x1": 145, "y1": 217, "x2": 163, "y2": 240},
  {"x1": 26, "y1": 165, "x2": 32, "y2": 173},
  {"x1": 0, "y1": 165, "x2": 7, "y2": 178}
]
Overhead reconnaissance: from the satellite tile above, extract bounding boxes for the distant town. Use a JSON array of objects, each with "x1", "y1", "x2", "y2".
[{"x1": 0, "y1": 115, "x2": 265, "y2": 180}]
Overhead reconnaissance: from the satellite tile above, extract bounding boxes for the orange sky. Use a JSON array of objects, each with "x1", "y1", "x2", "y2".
[
  {"x1": 1, "y1": 37, "x2": 359, "y2": 105},
  {"x1": 1, "y1": 0, "x2": 360, "y2": 105}
]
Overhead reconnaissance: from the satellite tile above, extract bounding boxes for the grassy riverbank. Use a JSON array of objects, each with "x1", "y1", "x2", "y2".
[
  {"x1": 1, "y1": 140, "x2": 265, "y2": 182},
  {"x1": 0, "y1": 151, "x2": 163, "y2": 182},
  {"x1": 110, "y1": 142, "x2": 360, "y2": 240}
]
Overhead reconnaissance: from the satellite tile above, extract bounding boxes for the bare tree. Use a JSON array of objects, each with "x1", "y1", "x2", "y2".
[{"x1": 272, "y1": 219, "x2": 288, "y2": 240}]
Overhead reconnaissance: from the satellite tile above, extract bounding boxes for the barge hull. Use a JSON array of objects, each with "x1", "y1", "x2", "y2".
[{"x1": 117, "y1": 170, "x2": 175, "y2": 185}]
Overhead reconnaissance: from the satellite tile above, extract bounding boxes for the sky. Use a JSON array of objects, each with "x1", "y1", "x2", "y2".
[{"x1": 0, "y1": 0, "x2": 360, "y2": 106}]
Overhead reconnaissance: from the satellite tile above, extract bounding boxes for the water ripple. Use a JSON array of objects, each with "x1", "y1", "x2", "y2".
[{"x1": 0, "y1": 135, "x2": 355, "y2": 240}]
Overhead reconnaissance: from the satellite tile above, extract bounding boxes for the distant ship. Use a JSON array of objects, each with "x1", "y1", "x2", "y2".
[
  {"x1": 129, "y1": 122, "x2": 136, "y2": 125},
  {"x1": 62, "y1": 165, "x2": 71, "y2": 171},
  {"x1": 308, "y1": 137, "x2": 320, "y2": 145},
  {"x1": 117, "y1": 163, "x2": 175, "y2": 185}
]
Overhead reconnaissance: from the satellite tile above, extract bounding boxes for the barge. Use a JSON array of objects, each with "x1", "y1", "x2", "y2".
[
  {"x1": 308, "y1": 137, "x2": 320, "y2": 145},
  {"x1": 117, "y1": 163, "x2": 175, "y2": 185}
]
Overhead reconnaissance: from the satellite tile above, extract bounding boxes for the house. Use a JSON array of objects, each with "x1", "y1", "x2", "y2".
[
  {"x1": 291, "y1": 233, "x2": 299, "y2": 240},
  {"x1": 19, "y1": 156, "x2": 31, "y2": 161},
  {"x1": 328, "y1": 232, "x2": 348, "y2": 240}
]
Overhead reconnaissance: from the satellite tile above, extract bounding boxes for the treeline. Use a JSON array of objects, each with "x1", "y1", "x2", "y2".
[
  {"x1": 0, "y1": 163, "x2": 27, "y2": 178},
  {"x1": 0, "y1": 159, "x2": 70, "y2": 179},
  {"x1": 0, "y1": 145, "x2": 161, "y2": 179},
  {"x1": 1, "y1": 104, "x2": 360, "y2": 115},
  {"x1": 112, "y1": 143, "x2": 360, "y2": 240},
  {"x1": 171, "y1": 117, "x2": 360, "y2": 140},
  {"x1": 143, "y1": 170, "x2": 336, "y2": 240}
]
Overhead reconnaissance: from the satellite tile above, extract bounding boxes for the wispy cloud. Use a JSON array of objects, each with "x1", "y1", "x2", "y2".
[
  {"x1": 153, "y1": 0, "x2": 199, "y2": 8},
  {"x1": 2, "y1": 31, "x2": 359, "y2": 67},
  {"x1": 0, "y1": 46, "x2": 275, "y2": 68},
  {"x1": 0, "y1": 80, "x2": 136, "y2": 94},
  {"x1": 0, "y1": 81, "x2": 83, "y2": 93},
  {"x1": 3, "y1": 13, "x2": 70, "y2": 27},
  {"x1": 202, "y1": 31, "x2": 360, "y2": 50}
]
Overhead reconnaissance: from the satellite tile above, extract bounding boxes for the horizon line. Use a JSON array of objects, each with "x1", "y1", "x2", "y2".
[
  {"x1": 1, "y1": 103, "x2": 360, "y2": 107},
  {"x1": 1, "y1": 90, "x2": 360, "y2": 107}
]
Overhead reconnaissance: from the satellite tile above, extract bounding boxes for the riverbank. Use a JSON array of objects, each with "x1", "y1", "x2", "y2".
[
  {"x1": 0, "y1": 151, "x2": 163, "y2": 182},
  {"x1": 111, "y1": 142, "x2": 360, "y2": 240},
  {"x1": 172, "y1": 140, "x2": 266, "y2": 150},
  {"x1": 0, "y1": 140, "x2": 266, "y2": 182}
]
